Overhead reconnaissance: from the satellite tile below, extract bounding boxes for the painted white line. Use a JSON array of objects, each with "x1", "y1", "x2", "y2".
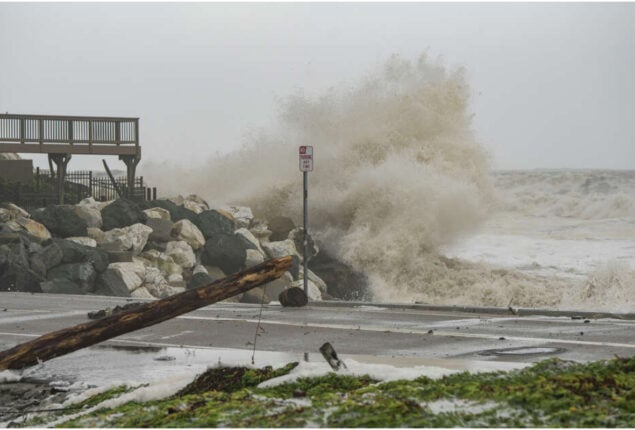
[
  {"x1": 177, "y1": 315, "x2": 635, "y2": 349},
  {"x1": 0, "y1": 332, "x2": 39, "y2": 338},
  {"x1": 0, "y1": 311, "x2": 86, "y2": 325}
]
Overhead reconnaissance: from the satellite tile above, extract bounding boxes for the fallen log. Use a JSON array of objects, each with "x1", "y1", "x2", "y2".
[{"x1": 0, "y1": 256, "x2": 292, "y2": 370}]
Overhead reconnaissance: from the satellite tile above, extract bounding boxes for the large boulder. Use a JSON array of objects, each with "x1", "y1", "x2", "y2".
[
  {"x1": 165, "y1": 240, "x2": 196, "y2": 269},
  {"x1": 46, "y1": 262, "x2": 96, "y2": 293},
  {"x1": 268, "y1": 216, "x2": 295, "y2": 241},
  {"x1": 147, "y1": 199, "x2": 198, "y2": 224},
  {"x1": 138, "y1": 249, "x2": 182, "y2": 277},
  {"x1": 249, "y1": 219, "x2": 272, "y2": 243},
  {"x1": 201, "y1": 232, "x2": 247, "y2": 275},
  {"x1": 99, "y1": 223, "x2": 152, "y2": 255},
  {"x1": 245, "y1": 249, "x2": 265, "y2": 268},
  {"x1": 262, "y1": 271, "x2": 293, "y2": 299},
  {"x1": 222, "y1": 206, "x2": 253, "y2": 229},
  {"x1": 146, "y1": 218, "x2": 174, "y2": 243},
  {"x1": 87, "y1": 227, "x2": 106, "y2": 243},
  {"x1": 13, "y1": 217, "x2": 52, "y2": 242},
  {"x1": 262, "y1": 239, "x2": 300, "y2": 260},
  {"x1": 235, "y1": 228, "x2": 263, "y2": 253},
  {"x1": 94, "y1": 262, "x2": 145, "y2": 296},
  {"x1": 143, "y1": 267, "x2": 173, "y2": 298},
  {"x1": 289, "y1": 228, "x2": 319, "y2": 261},
  {"x1": 66, "y1": 237, "x2": 97, "y2": 247},
  {"x1": 40, "y1": 279, "x2": 83, "y2": 295},
  {"x1": 0, "y1": 203, "x2": 29, "y2": 220},
  {"x1": 94, "y1": 271, "x2": 130, "y2": 297},
  {"x1": 101, "y1": 199, "x2": 147, "y2": 231},
  {"x1": 130, "y1": 286, "x2": 155, "y2": 299},
  {"x1": 143, "y1": 207, "x2": 171, "y2": 221},
  {"x1": 32, "y1": 205, "x2": 88, "y2": 238},
  {"x1": 240, "y1": 287, "x2": 270, "y2": 304},
  {"x1": 74, "y1": 199, "x2": 103, "y2": 229},
  {"x1": 308, "y1": 249, "x2": 369, "y2": 301},
  {"x1": 186, "y1": 272, "x2": 215, "y2": 290},
  {"x1": 185, "y1": 194, "x2": 209, "y2": 211},
  {"x1": 171, "y1": 219, "x2": 205, "y2": 250},
  {"x1": 0, "y1": 238, "x2": 43, "y2": 292},
  {"x1": 31, "y1": 241, "x2": 63, "y2": 272},
  {"x1": 52, "y1": 238, "x2": 109, "y2": 273},
  {"x1": 195, "y1": 210, "x2": 236, "y2": 239}
]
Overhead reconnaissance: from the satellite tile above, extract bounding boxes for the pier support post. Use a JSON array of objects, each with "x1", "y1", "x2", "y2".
[
  {"x1": 48, "y1": 153, "x2": 71, "y2": 204},
  {"x1": 119, "y1": 154, "x2": 141, "y2": 199}
]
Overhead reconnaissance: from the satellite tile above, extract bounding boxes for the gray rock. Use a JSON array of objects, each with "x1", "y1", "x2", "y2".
[
  {"x1": 73, "y1": 204, "x2": 103, "y2": 229},
  {"x1": 143, "y1": 207, "x2": 171, "y2": 221},
  {"x1": 171, "y1": 219, "x2": 205, "y2": 250},
  {"x1": 222, "y1": 206, "x2": 253, "y2": 229},
  {"x1": 94, "y1": 269, "x2": 132, "y2": 297},
  {"x1": 53, "y1": 238, "x2": 109, "y2": 273},
  {"x1": 29, "y1": 241, "x2": 63, "y2": 272},
  {"x1": 186, "y1": 272, "x2": 215, "y2": 290},
  {"x1": 40, "y1": 279, "x2": 83, "y2": 295},
  {"x1": 146, "y1": 217, "x2": 174, "y2": 243},
  {"x1": 31, "y1": 205, "x2": 88, "y2": 238},
  {"x1": 0, "y1": 238, "x2": 43, "y2": 293},
  {"x1": 308, "y1": 249, "x2": 369, "y2": 301},
  {"x1": 268, "y1": 216, "x2": 295, "y2": 241},
  {"x1": 101, "y1": 199, "x2": 147, "y2": 231},
  {"x1": 279, "y1": 287, "x2": 308, "y2": 307},
  {"x1": 147, "y1": 199, "x2": 198, "y2": 224},
  {"x1": 289, "y1": 227, "x2": 319, "y2": 261},
  {"x1": 195, "y1": 210, "x2": 235, "y2": 239},
  {"x1": 240, "y1": 287, "x2": 271, "y2": 304},
  {"x1": 262, "y1": 271, "x2": 293, "y2": 299},
  {"x1": 47, "y1": 262, "x2": 96, "y2": 293},
  {"x1": 201, "y1": 232, "x2": 247, "y2": 275}
]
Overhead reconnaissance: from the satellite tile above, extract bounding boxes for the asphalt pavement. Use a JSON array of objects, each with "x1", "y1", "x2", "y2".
[{"x1": 1, "y1": 291, "x2": 634, "y2": 367}]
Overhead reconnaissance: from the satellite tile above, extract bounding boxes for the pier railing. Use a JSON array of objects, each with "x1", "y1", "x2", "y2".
[{"x1": 0, "y1": 114, "x2": 140, "y2": 156}]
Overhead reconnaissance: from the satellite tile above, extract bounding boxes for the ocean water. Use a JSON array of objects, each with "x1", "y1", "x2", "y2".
[
  {"x1": 144, "y1": 55, "x2": 634, "y2": 313},
  {"x1": 443, "y1": 170, "x2": 635, "y2": 312}
]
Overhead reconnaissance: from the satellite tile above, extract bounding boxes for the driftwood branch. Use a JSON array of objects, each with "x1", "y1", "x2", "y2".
[{"x1": 0, "y1": 256, "x2": 292, "y2": 370}]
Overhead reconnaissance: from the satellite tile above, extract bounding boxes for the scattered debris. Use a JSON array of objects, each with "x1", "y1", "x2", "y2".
[
  {"x1": 153, "y1": 355, "x2": 176, "y2": 362},
  {"x1": 319, "y1": 342, "x2": 347, "y2": 371}
]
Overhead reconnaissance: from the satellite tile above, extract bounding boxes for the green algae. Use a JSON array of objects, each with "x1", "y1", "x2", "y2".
[{"x1": 57, "y1": 356, "x2": 635, "y2": 427}]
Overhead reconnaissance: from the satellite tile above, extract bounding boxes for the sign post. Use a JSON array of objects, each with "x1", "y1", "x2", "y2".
[{"x1": 299, "y1": 146, "x2": 313, "y2": 297}]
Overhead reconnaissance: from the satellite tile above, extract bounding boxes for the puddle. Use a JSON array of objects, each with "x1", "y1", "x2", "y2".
[{"x1": 479, "y1": 346, "x2": 565, "y2": 357}]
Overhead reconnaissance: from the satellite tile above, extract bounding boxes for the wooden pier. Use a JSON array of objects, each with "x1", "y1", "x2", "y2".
[{"x1": 0, "y1": 114, "x2": 142, "y2": 203}]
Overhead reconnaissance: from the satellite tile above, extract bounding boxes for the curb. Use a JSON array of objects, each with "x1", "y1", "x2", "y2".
[{"x1": 310, "y1": 300, "x2": 635, "y2": 320}]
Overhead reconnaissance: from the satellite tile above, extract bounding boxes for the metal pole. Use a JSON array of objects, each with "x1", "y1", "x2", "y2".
[{"x1": 303, "y1": 170, "x2": 308, "y2": 296}]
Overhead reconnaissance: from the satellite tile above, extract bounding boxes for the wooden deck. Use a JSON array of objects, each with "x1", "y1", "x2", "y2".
[{"x1": 0, "y1": 114, "x2": 140, "y2": 156}]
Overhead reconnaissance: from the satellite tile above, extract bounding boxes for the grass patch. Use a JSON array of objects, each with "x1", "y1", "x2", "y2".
[{"x1": 56, "y1": 355, "x2": 635, "y2": 427}]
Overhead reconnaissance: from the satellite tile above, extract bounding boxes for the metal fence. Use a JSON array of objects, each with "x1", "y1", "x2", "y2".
[{"x1": 0, "y1": 168, "x2": 154, "y2": 212}]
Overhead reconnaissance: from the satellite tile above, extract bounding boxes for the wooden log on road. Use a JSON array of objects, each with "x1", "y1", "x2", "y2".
[{"x1": 0, "y1": 256, "x2": 292, "y2": 370}]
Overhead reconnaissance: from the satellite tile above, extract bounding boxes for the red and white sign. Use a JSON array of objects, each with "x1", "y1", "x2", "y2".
[{"x1": 299, "y1": 146, "x2": 313, "y2": 172}]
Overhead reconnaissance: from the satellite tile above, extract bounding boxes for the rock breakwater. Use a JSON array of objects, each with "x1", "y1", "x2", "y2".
[{"x1": 0, "y1": 195, "x2": 357, "y2": 303}]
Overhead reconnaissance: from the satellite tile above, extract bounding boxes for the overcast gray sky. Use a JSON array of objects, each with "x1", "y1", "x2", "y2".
[{"x1": 1, "y1": 2, "x2": 634, "y2": 171}]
